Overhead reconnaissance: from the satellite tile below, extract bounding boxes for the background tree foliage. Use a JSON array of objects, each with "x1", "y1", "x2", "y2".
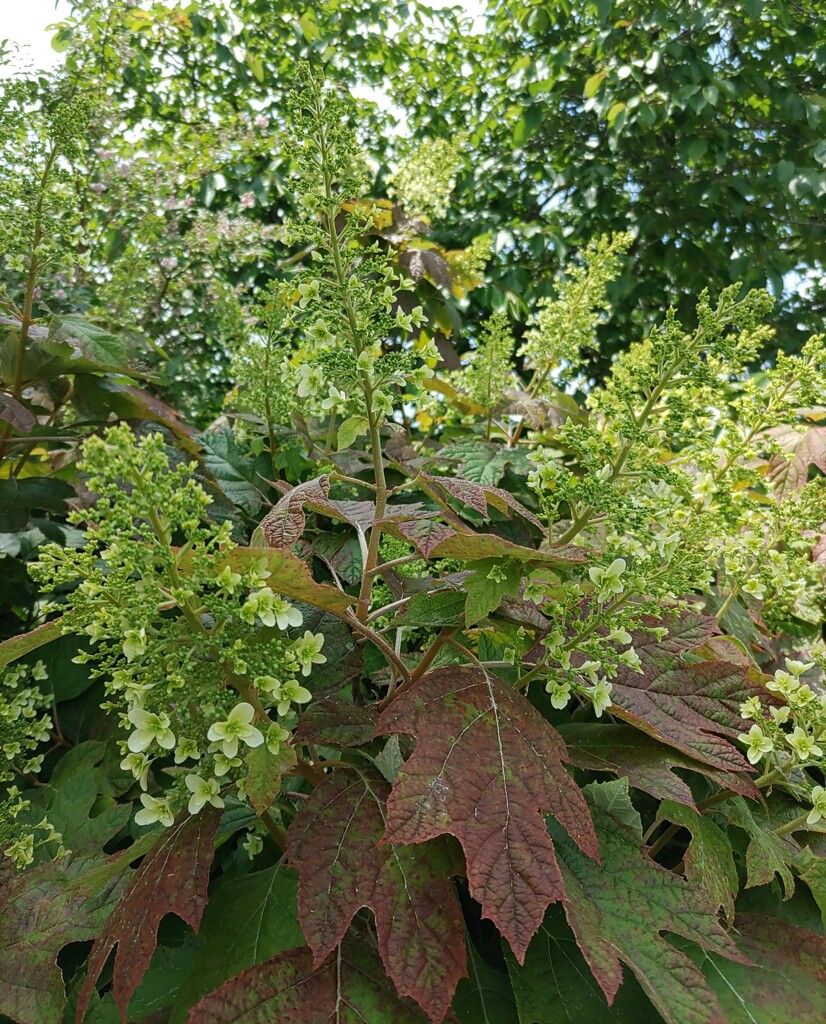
[{"x1": 48, "y1": 0, "x2": 826, "y2": 398}]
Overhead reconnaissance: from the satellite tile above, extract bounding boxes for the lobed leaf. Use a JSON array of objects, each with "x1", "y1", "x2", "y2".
[
  {"x1": 609, "y1": 612, "x2": 767, "y2": 771},
  {"x1": 549, "y1": 783, "x2": 747, "y2": 1024},
  {"x1": 286, "y1": 767, "x2": 466, "y2": 1021},
  {"x1": 187, "y1": 938, "x2": 430, "y2": 1024},
  {"x1": 214, "y1": 547, "x2": 355, "y2": 614},
  {"x1": 377, "y1": 665, "x2": 598, "y2": 961},
  {"x1": 76, "y1": 808, "x2": 220, "y2": 1023}
]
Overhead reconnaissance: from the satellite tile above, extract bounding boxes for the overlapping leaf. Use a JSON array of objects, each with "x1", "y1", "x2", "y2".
[
  {"x1": 377, "y1": 665, "x2": 598, "y2": 961},
  {"x1": 421, "y1": 474, "x2": 544, "y2": 532},
  {"x1": 212, "y1": 547, "x2": 355, "y2": 614},
  {"x1": 428, "y1": 530, "x2": 587, "y2": 568},
  {"x1": 0, "y1": 856, "x2": 123, "y2": 1024},
  {"x1": 77, "y1": 808, "x2": 220, "y2": 1023},
  {"x1": 560, "y1": 723, "x2": 759, "y2": 807},
  {"x1": 609, "y1": 612, "x2": 767, "y2": 771},
  {"x1": 286, "y1": 767, "x2": 466, "y2": 1022},
  {"x1": 187, "y1": 939, "x2": 429, "y2": 1024},
  {"x1": 548, "y1": 783, "x2": 746, "y2": 1024},
  {"x1": 258, "y1": 475, "x2": 331, "y2": 547},
  {"x1": 686, "y1": 914, "x2": 826, "y2": 1023}
]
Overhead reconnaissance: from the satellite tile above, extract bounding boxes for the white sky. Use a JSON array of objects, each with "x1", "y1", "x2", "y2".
[{"x1": 2, "y1": 1, "x2": 484, "y2": 77}]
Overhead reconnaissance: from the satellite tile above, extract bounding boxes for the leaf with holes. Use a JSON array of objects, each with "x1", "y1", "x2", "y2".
[
  {"x1": 0, "y1": 856, "x2": 124, "y2": 1024},
  {"x1": 187, "y1": 938, "x2": 429, "y2": 1024},
  {"x1": 377, "y1": 665, "x2": 598, "y2": 962},
  {"x1": 549, "y1": 782, "x2": 746, "y2": 1024},
  {"x1": 76, "y1": 808, "x2": 220, "y2": 1023},
  {"x1": 560, "y1": 723, "x2": 759, "y2": 807},
  {"x1": 653, "y1": 800, "x2": 738, "y2": 920},
  {"x1": 286, "y1": 767, "x2": 466, "y2": 1021},
  {"x1": 609, "y1": 612, "x2": 768, "y2": 771}
]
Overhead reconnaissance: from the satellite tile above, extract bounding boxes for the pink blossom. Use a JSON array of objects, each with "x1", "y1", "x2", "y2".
[
  {"x1": 89, "y1": 182, "x2": 107, "y2": 194},
  {"x1": 160, "y1": 256, "x2": 179, "y2": 272},
  {"x1": 240, "y1": 192, "x2": 256, "y2": 209},
  {"x1": 53, "y1": 289, "x2": 67, "y2": 300},
  {"x1": 254, "y1": 115, "x2": 269, "y2": 130},
  {"x1": 164, "y1": 197, "x2": 178, "y2": 211}
]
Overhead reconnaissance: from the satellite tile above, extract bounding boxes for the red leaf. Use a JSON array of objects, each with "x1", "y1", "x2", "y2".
[
  {"x1": 377, "y1": 665, "x2": 597, "y2": 962},
  {"x1": 609, "y1": 612, "x2": 766, "y2": 771},
  {"x1": 187, "y1": 939, "x2": 429, "y2": 1024},
  {"x1": 76, "y1": 808, "x2": 220, "y2": 1023},
  {"x1": 422, "y1": 473, "x2": 546, "y2": 533},
  {"x1": 561, "y1": 723, "x2": 759, "y2": 806},
  {"x1": 258, "y1": 475, "x2": 331, "y2": 547},
  {"x1": 286, "y1": 767, "x2": 466, "y2": 1021},
  {"x1": 395, "y1": 518, "x2": 457, "y2": 559}
]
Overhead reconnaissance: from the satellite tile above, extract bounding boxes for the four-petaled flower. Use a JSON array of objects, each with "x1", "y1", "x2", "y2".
[
  {"x1": 291, "y1": 631, "x2": 326, "y2": 676},
  {"x1": 135, "y1": 793, "x2": 175, "y2": 827},
  {"x1": 787, "y1": 726, "x2": 823, "y2": 763},
  {"x1": 807, "y1": 786, "x2": 826, "y2": 825},
  {"x1": 588, "y1": 558, "x2": 626, "y2": 602},
  {"x1": 269, "y1": 678, "x2": 312, "y2": 718},
  {"x1": 586, "y1": 679, "x2": 613, "y2": 718},
  {"x1": 185, "y1": 774, "x2": 224, "y2": 814},
  {"x1": 207, "y1": 702, "x2": 265, "y2": 757},
  {"x1": 122, "y1": 628, "x2": 147, "y2": 661},
  {"x1": 547, "y1": 682, "x2": 572, "y2": 710},
  {"x1": 127, "y1": 708, "x2": 175, "y2": 752},
  {"x1": 738, "y1": 724, "x2": 773, "y2": 764}
]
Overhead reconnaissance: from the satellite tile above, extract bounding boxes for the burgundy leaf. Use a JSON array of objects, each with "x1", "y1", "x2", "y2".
[
  {"x1": 394, "y1": 519, "x2": 457, "y2": 559},
  {"x1": 377, "y1": 665, "x2": 597, "y2": 962},
  {"x1": 77, "y1": 808, "x2": 220, "y2": 1023},
  {"x1": 187, "y1": 939, "x2": 429, "y2": 1024},
  {"x1": 294, "y1": 698, "x2": 378, "y2": 748},
  {"x1": 258, "y1": 475, "x2": 330, "y2": 547},
  {"x1": 286, "y1": 767, "x2": 466, "y2": 1021}
]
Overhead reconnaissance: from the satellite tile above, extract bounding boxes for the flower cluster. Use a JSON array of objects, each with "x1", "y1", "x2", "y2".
[
  {"x1": 387, "y1": 137, "x2": 464, "y2": 221},
  {"x1": 0, "y1": 662, "x2": 64, "y2": 868},
  {"x1": 29, "y1": 426, "x2": 326, "y2": 828}
]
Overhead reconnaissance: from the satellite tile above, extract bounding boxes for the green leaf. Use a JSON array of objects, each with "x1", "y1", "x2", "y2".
[
  {"x1": 429, "y1": 530, "x2": 586, "y2": 569},
  {"x1": 684, "y1": 914, "x2": 826, "y2": 1023},
  {"x1": 244, "y1": 742, "x2": 297, "y2": 815},
  {"x1": 654, "y1": 800, "x2": 738, "y2": 920},
  {"x1": 438, "y1": 440, "x2": 532, "y2": 486},
  {"x1": 800, "y1": 859, "x2": 826, "y2": 929},
  {"x1": 197, "y1": 430, "x2": 269, "y2": 515},
  {"x1": 166, "y1": 865, "x2": 304, "y2": 1021},
  {"x1": 337, "y1": 415, "x2": 369, "y2": 450},
  {"x1": 584, "y1": 72, "x2": 605, "y2": 98},
  {"x1": 396, "y1": 587, "x2": 466, "y2": 627},
  {"x1": 464, "y1": 559, "x2": 522, "y2": 624},
  {"x1": 454, "y1": 943, "x2": 518, "y2": 1024},
  {"x1": 717, "y1": 797, "x2": 796, "y2": 897},
  {"x1": 0, "y1": 618, "x2": 65, "y2": 669},
  {"x1": 547, "y1": 783, "x2": 746, "y2": 1024},
  {"x1": 506, "y1": 905, "x2": 662, "y2": 1024}
]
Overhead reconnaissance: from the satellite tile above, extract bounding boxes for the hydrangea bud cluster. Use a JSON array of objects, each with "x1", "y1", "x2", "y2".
[
  {"x1": 0, "y1": 662, "x2": 64, "y2": 868},
  {"x1": 29, "y1": 426, "x2": 326, "y2": 828}
]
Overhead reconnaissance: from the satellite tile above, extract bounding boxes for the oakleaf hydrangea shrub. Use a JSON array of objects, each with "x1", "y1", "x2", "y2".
[{"x1": 1, "y1": 61, "x2": 826, "y2": 1024}]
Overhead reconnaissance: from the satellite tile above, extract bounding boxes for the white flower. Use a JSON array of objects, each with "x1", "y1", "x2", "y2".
[
  {"x1": 174, "y1": 737, "x2": 200, "y2": 764},
  {"x1": 607, "y1": 627, "x2": 632, "y2": 645},
  {"x1": 185, "y1": 774, "x2": 224, "y2": 814},
  {"x1": 212, "y1": 751, "x2": 242, "y2": 776},
  {"x1": 31, "y1": 661, "x2": 48, "y2": 682},
  {"x1": 122, "y1": 628, "x2": 147, "y2": 661},
  {"x1": 808, "y1": 786, "x2": 826, "y2": 825},
  {"x1": 240, "y1": 191, "x2": 256, "y2": 209},
  {"x1": 321, "y1": 385, "x2": 347, "y2": 410},
  {"x1": 272, "y1": 597, "x2": 303, "y2": 630},
  {"x1": 585, "y1": 679, "x2": 613, "y2": 718},
  {"x1": 266, "y1": 722, "x2": 291, "y2": 754},
  {"x1": 135, "y1": 793, "x2": 175, "y2": 827},
  {"x1": 207, "y1": 702, "x2": 265, "y2": 757},
  {"x1": 546, "y1": 681, "x2": 572, "y2": 710},
  {"x1": 617, "y1": 648, "x2": 643, "y2": 673},
  {"x1": 269, "y1": 678, "x2": 312, "y2": 718},
  {"x1": 127, "y1": 708, "x2": 175, "y2": 752},
  {"x1": 290, "y1": 631, "x2": 326, "y2": 676},
  {"x1": 787, "y1": 726, "x2": 822, "y2": 763},
  {"x1": 738, "y1": 724, "x2": 773, "y2": 764},
  {"x1": 120, "y1": 752, "x2": 152, "y2": 789},
  {"x1": 243, "y1": 832, "x2": 264, "y2": 858},
  {"x1": 588, "y1": 558, "x2": 626, "y2": 602}
]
